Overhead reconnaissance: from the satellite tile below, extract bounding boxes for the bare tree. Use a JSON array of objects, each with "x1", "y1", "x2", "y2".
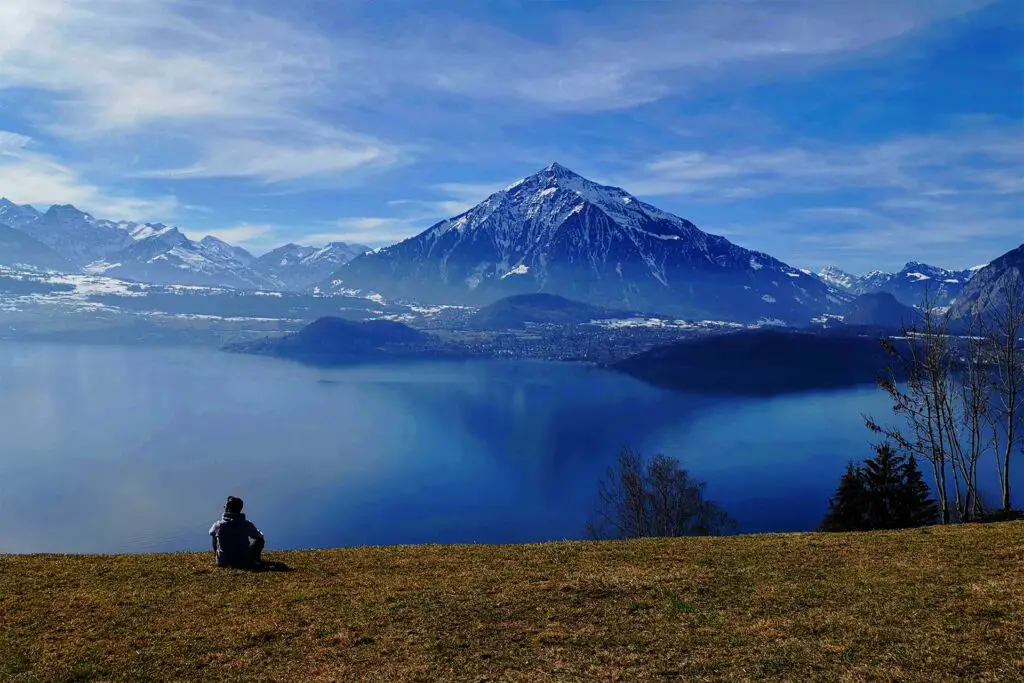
[
  {"x1": 868, "y1": 279, "x2": 1024, "y2": 522},
  {"x1": 954, "y1": 311, "x2": 990, "y2": 520},
  {"x1": 866, "y1": 289, "x2": 989, "y2": 523},
  {"x1": 586, "y1": 446, "x2": 736, "y2": 539},
  {"x1": 980, "y1": 275, "x2": 1024, "y2": 514}
]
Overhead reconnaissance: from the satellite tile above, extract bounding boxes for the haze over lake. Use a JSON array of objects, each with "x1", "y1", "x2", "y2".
[{"x1": 1, "y1": 342, "x2": 1012, "y2": 555}]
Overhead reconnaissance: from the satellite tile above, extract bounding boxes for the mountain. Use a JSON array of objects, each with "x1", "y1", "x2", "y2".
[
  {"x1": 200, "y1": 236, "x2": 255, "y2": 266},
  {"x1": 613, "y1": 328, "x2": 902, "y2": 396},
  {"x1": 0, "y1": 198, "x2": 42, "y2": 230},
  {"x1": 839, "y1": 292, "x2": 917, "y2": 328},
  {"x1": 471, "y1": 293, "x2": 633, "y2": 330},
  {"x1": 0, "y1": 223, "x2": 74, "y2": 271},
  {"x1": 0, "y1": 198, "x2": 290, "y2": 289},
  {"x1": 816, "y1": 266, "x2": 859, "y2": 291},
  {"x1": 253, "y1": 242, "x2": 369, "y2": 291},
  {"x1": 86, "y1": 227, "x2": 275, "y2": 289},
  {"x1": 816, "y1": 262, "x2": 976, "y2": 307},
  {"x1": 877, "y1": 262, "x2": 976, "y2": 307},
  {"x1": 325, "y1": 163, "x2": 829, "y2": 324},
  {"x1": 950, "y1": 244, "x2": 1024, "y2": 319},
  {"x1": 15, "y1": 204, "x2": 137, "y2": 267}
]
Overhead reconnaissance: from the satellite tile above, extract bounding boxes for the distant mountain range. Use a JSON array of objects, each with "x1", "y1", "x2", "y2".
[
  {"x1": 0, "y1": 199, "x2": 367, "y2": 291},
  {"x1": 1, "y1": 180, "x2": 1018, "y2": 327},
  {"x1": 252, "y1": 243, "x2": 370, "y2": 290},
  {"x1": 811, "y1": 262, "x2": 981, "y2": 308},
  {"x1": 323, "y1": 163, "x2": 832, "y2": 324}
]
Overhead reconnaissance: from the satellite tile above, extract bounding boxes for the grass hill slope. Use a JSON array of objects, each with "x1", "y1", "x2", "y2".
[{"x1": 1, "y1": 523, "x2": 1022, "y2": 682}]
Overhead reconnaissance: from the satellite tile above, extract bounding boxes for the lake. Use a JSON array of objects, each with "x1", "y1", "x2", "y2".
[{"x1": 0, "y1": 342, "x2": 1009, "y2": 554}]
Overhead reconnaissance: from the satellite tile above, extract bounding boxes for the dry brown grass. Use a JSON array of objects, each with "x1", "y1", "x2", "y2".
[{"x1": 1, "y1": 523, "x2": 1022, "y2": 682}]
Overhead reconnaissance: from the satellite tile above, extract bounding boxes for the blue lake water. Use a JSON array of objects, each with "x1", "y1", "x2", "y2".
[{"x1": 0, "y1": 342, "x2": 1011, "y2": 554}]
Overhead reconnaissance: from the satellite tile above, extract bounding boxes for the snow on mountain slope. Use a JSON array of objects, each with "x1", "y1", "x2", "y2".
[
  {"x1": 0, "y1": 198, "x2": 283, "y2": 289},
  {"x1": 86, "y1": 228, "x2": 275, "y2": 289},
  {"x1": 0, "y1": 198, "x2": 42, "y2": 230},
  {"x1": 253, "y1": 242, "x2": 369, "y2": 290},
  {"x1": 816, "y1": 266, "x2": 858, "y2": 291},
  {"x1": 14, "y1": 205, "x2": 137, "y2": 267},
  {"x1": 327, "y1": 163, "x2": 830, "y2": 323},
  {"x1": 813, "y1": 261, "x2": 977, "y2": 307},
  {"x1": 200, "y1": 236, "x2": 256, "y2": 266}
]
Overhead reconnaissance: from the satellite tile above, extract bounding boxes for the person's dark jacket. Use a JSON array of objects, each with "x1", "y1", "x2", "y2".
[{"x1": 209, "y1": 512, "x2": 263, "y2": 567}]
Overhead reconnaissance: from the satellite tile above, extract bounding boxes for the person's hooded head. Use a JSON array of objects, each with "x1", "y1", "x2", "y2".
[{"x1": 225, "y1": 496, "x2": 244, "y2": 515}]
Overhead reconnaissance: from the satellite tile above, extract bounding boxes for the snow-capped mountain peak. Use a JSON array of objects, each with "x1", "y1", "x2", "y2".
[
  {"x1": 816, "y1": 266, "x2": 858, "y2": 290},
  {"x1": 428, "y1": 163, "x2": 702, "y2": 259},
  {"x1": 200, "y1": 235, "x2": 255, "y2": 266},
  {"x1": 250, "y1": 241, "x2": 369, "y2": 290},
  {"x1": 812, "y1": 260, "x2": 980, "y2": 307},
  {"x1": 0, "y1": 197, "x2": 42, "y2": 229},
  {"x1": 328, "y1": 163, "x2": 830, "y2": 323},
  {"x1": 0, "y1": 197, "x2": 365, "y2": 291}
]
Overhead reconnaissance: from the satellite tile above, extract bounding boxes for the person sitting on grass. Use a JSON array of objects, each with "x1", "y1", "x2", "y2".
[{"x1": 209, "y1": 496, "x2": 265, "y2": 569}]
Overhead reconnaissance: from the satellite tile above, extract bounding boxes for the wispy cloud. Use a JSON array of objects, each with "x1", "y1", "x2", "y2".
[
  {"x1": 136, "y1": 132, "x2": 402, "y2": 184},
  {"x1": 614, "y1": 123, "x2": 1023, "y2": 272},
  {"x1": 0, "y1": 0, "x2": 326, "y2": 133},
  {"x1": 0, "y1": 131, "x2": 177, "y2": 219},
  {"x1": 624, "y1": 126, "x2": 1024, "y2": 200},
  {"x1": 333, "y1": 0, "x2": 994, "y2": 112},
  {"x1": 0, "y1": 0, "x2": 404, "y2": 184},
  {"x1": 188, "y1": 224, "x2": 276, "y2": 246},
  {"x1": 299, "y1": 217, "x2": 426, "y2": 247}
]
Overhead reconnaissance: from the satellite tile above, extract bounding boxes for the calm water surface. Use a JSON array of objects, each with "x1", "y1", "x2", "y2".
[{"x1": 0, "y1": 342, "x2": 985, "y2": 554}]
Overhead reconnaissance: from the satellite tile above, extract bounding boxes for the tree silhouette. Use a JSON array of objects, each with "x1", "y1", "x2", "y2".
[
  {"x1": 586, "y1": 446, "x2": 736, "y2": 539},
  {"x1": 821, "y1": 444, "x2": 939, "y2": 532},
  {"x1": 895, "y1": 455, "x2": 940, "y2": 528},
  {"x1": 820, "y1": 462, "x2": 869, "y2": 532}
]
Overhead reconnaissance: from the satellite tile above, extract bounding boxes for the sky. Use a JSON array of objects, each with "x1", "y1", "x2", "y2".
[{"x1": 0, "y1": 0, "x2": 1020, "y2": 274}]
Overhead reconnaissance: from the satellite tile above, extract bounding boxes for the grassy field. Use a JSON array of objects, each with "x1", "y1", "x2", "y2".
[{"x1": 1, "y1": 523, "x2": 1022, "y2": 682}]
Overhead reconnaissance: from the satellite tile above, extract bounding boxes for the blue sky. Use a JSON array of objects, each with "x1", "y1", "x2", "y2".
[{"x1": 0, "y1": 0, "x2": 1020, "y2": 273}]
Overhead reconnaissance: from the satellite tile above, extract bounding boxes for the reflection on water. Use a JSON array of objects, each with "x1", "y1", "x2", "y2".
[{"x1": 1, "y1": 342, "x2": 1011, "y2": 553}]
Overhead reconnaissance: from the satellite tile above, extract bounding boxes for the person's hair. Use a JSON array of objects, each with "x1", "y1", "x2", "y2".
[{"x1": 225, "y1": 496, "x2": 244, "y2": 514}]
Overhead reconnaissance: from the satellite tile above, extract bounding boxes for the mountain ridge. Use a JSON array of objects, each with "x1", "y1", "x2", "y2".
[
  {"x1": 0, "y1": 199, "x2": 366, "y2": 291},
  {"x1": 325, "y1": 163, "x2": 831, "y2": 324},
  {"x1": 810, "y1": 261, "x2": 977, "y2": 307},
  {"x1": 951, "y1": 243, "x2": 1024, "y2": 318}
]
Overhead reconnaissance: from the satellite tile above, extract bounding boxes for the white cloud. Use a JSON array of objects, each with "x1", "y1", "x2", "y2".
[
  {"x1": 0, "y1": 131, "x2": 177, "y2": 220},
  {"x1": 0, "y1": 0, "x2": 404, "y2": 184},
  {"x1": 386, "y1": 178, "x2": 518, "y2": 219},
  {"x1": 0, "y1": 0, "x2": 326, "y2": 133},
  {"x1": 137, "y1": 134, "x2": 401, "y2": 184},
  {"x1": 300, "y1": 217, "x2": 426, "y2": 246},
  {"x1": 612, "y1": 124, "x2": 1023, "y2": 273},
  {"x1": 624, "y1": 127, "x2": 1024, "y2": 200},
  {"x1": 335, "y1": 0, "x2": 994, "y2": 111},
  {"x1": 187, "y1": 224, "x2": 276, "y2": 246}
]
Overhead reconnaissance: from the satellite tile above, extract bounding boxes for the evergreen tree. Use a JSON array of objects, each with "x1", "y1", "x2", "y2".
[
  {"x1": 894, "y1": 455, "x2": 939, "y2": 527},
  {"x1": 861, "y1": 443, "x2": 904, "y2": 529},
  {"x1": 821, "y1": 445, "x2": 939, "y2": 532},
  {"x1": 820, "y1": 462, "x2": 868, "y2": 531}
]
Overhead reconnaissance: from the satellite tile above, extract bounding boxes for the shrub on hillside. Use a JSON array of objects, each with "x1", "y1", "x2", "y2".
[{"x1": 587, "y1": 446, "x2": 737, "y2": 539}]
